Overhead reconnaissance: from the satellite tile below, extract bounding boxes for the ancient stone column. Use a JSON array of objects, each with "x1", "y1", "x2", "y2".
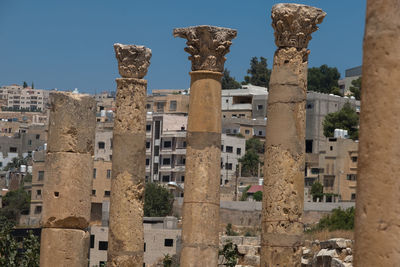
[
  {"x1": 40, "y1": 92, "x2": 96, "y2": 267},
  {"x1": 107, "y1": 44, "x2": 151, "y2": 267},
  {"x1": 173, "y1": 25, "x2": 237, "y2": 267},
  {"x1": 354, "y1": 1, "x2": 400, "y2": 266},
  {"x1": 261, "y1": 4, "x2": 325, "y2": 266}
]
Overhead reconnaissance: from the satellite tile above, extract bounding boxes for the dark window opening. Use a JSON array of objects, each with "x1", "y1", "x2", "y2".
[
  {"x1": 104, "y1": 191, "x2": 111, "y2": 197},
  {"x1": 305, "y1": 140, "x2": 313, "y2": 153},
  {"x1": 163, "y1": 141, "x2": 172, "y2": 148},
  {"x1": 90, "y1": 235, "x2": 95, "y2": 248},
  {"x1": 164, "y1": 239, "x2": 173, "y2": 247},
  {"x1": 98, "y1": 142, "x2": 105, "y2": 149},
  {"x1": 98, "y1": 241, "x2": 108, "y2": 250},
  {"x1": 226, "y1": 146, "x2": 233, "y2": 153}
]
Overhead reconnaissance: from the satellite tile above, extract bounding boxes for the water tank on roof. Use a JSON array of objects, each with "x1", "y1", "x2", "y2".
[
  {"x1": 20, "y1": 165, "x2": 26, "y2": 173},
  {"x1": 100, "y1": 110, "x2": 106, "y2": 117},
  {"x1": 334, "y1": 129, "x2": 341, "y2": 138}
]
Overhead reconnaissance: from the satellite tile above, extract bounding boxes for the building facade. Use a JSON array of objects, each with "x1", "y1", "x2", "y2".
[{"x1": 0, "y1": 84, "x2": 50, "y2": 111}]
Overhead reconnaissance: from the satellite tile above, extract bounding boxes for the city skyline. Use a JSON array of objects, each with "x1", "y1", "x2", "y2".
[{"x1": 0, "y1": 0, "x2": 365, "y2": 93}]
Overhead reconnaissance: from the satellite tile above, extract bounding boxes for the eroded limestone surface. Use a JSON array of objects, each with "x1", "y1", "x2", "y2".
[
  {"x1": 47, "y1": 92, "x2": 96, "y2": 154},
  {"x1": 173, "y1": 25, "x2": 237, "y2": 72},
  {"x1": 41, "y1": 152, "x2": 93, "y2": 229},
  {"x1": 40, "y1": 228, "x2": 89, "y2": 267},
  {"x1": 271, "y1": 3, "x2": 326, "y2": 49},
  {"x1": 114, "y1": 43, "x2": 151, "y2": 79}
]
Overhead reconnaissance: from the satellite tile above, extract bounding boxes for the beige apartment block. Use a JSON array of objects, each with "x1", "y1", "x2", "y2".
[
  {"x1": 318, "y1": 137, "x2": 358, "y2": 202},
  {"x1": 89, "y1": 217, "x2": 181, "y2": 267},
  {"x1": 0, "y1": 84, "x2": 50, "y2": 111},
  {"x1": 28, "y1": 150, "x2": 46, "y2": 226},
  {"x1": 147, "y1": 90, "x2": 189, "y2": 115},
  {"x1": 91, "y1": 159, "x2": 112, "y2": 223}
]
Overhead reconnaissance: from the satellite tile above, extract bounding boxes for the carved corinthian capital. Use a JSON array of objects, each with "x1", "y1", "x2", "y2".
[
  {"x1": 173, "y1": 25, "x2": 237, "y2": 72},
  {"x1": 114, "y1": 43, "x2": 152, "y2": 79},
  {"x1": 271, "y1": 4, "x2": 326, "y2": 49}
]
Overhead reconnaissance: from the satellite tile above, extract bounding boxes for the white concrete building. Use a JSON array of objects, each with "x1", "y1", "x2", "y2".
[{"x1": 0, "y1": 84, "x2": 50, "y2": 111}]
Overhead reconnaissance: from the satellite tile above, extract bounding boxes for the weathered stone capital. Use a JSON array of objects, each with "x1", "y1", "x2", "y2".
[
  {"x1": 114, "y1": 43, "x2": 152, "y2": 79},
  {"x1": 173, "y1": 25, "x2": 237, "y2": 72},
  {"x1": 271, "y1": 4, "x2": 326, "y2": 49}
]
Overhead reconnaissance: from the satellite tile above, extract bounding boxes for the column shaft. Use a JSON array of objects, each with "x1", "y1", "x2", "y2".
[
  {"x1": 180, "y1": 71, "x2": 222, "y2": 267},
  {"x1": 354, "y1": 0, "x2": 400, "y2": 266},
  {"x1": 107, "y1": 78, "x2": 147, "y2": 266},
  {"x1": 40, "y1": 92, "x2": 96, "y2": 267}
]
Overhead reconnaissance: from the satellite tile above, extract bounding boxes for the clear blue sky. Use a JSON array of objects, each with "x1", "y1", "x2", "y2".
[{"x1": 0, "y1": 0, "x2": 366, "y2": 94}]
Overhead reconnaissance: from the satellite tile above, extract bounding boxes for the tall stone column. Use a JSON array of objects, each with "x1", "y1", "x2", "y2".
[
  {"x1": 107, "y1": 44, "x2": 151, "y2": 267},
  {"x1": 261, "y1": 4, "x2": 325, "y2": 266},
  {"x1": 173, "y1": 25, "x2": 237, "y2": 266},
  {"x1": 354, "y1": 1, "x2": 400, "y2": 266},
  {"x1": 40, "y1": 92, "x2": 96, "y2": 267}
]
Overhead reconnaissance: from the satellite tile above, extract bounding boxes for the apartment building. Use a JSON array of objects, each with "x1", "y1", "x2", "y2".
[
  {"x1": 89, "y1": 216, "x2": 181, "y2": 267},
  {"x1": 338, "y1": 66, "x2": 362, "y2": 96},
  {"x1": 28, "y1": 150, "x2": 45, "y2": 226},
  {"x1": 315, "y1": 137, "x2": 358, "y2": 202},
  {"x1": 147, "y1": 89, "x2": 189, "y2": 115},
  {"x1": 305, "y1": 91, "x2": 360, "y2": 154},
  {"x1": 0, "y1": 84, "x2": 50, "y2": 111},
  {"x1": 221, "y1": 84, "x2": 268, "y2": 120},
  {"x1": 222, "y1": 117, "x2": 267, "y2": 140}
]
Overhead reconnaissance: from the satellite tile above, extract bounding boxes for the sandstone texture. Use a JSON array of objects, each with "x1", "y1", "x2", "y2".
[
  {"x1": 271, "y1": 3, "x2": 326, "y2": 48},
  {"x1": 354, "y1": 1, "x2": 400, "y2": 266},
  {"x1": 108, "y1": 46, "x2": 148, "y2": 267},
  {"x1": 114, "y1": 78, "x2": 147, "y2": 134},
  {"x1": 261, "y1": 4, "x2": 325, "y2": 266},
  {"x1": 114, "y1": 43, "x2": 151, "y2": 79},
  {"x1": 47, "y1": 92, "x2": 96, "y2": 154},
  {"x1": 41, "y1": 152, "x2": 93, "y2": 229},
  {"x1": 173, "y1": 25, "x2": 237, "y2": 72},
  {"x1": 40, "y1": 228, "x2": 89, "y2": 267}
]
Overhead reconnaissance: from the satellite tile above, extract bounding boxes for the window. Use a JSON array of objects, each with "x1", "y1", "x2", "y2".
[
  {"x1": 98, "y1": 142, "x2": 105, "y2": 149},
  {"x1": 330, "y1": 146, "x2": 333, "y2": 151},
  {"x1": 351, "y1": 156, "x2": 358, "y2": 163},
  {"x1": 351, "y1": 193, "x2": 356, "y2": 200},
  {"x1": 144, "y1": 243, "x2": 146, "y2": 252},
  {"x1": 221, "y1": 145, "x2": 224, "y2": 151},
  {"x1": 90, "y1": 235, "x2": 95, "y2": 248},
  {"x1": 9, "y1": 147, "x2": 17, "y2": 153},
  {"x1": 93, "y1": 168, "x2": 97, "y2": 179},
  {"x1": 34, "y1": 206, "x2": 42, "y2": 214},
  {"x1": 347, "y1": 174, "x2": 357, "y2": 181},
  {"x1": 106, "y1": 169, "x2": 111, "y2": 179},
  {"x1": 146, "y1": 124, "x2": 151, "y2": 132},
  {"x1": 305, "y1": 140, "x2": 313, "y2": 153},
  {"x1": 169, "y1": 100, "x2": 177, "y2": 111},
  {"x1": 36, "y1": 190, "x2": 41, "y2": 196},
  {"x1": 306, "y1": 103, "x2": 313, "y2": 109},
  {"x1": 146, "y1": 104, "x2": 151, "y2": 109},
  {"x1": 146, "y1": 158, "x2": 150, "y2": 166},
  {"x1": 225, "y1": 163, "x2": 233, "y2": 170},
  {"x1": 28, "y1": 140, "x2": 32, "y2": 145},
  {"x1": 156, "y1": 102, "x2": 165, "y2": 112},
  {"x1": 162, "y1": 175, "x2": 170, "y2": 182},
  {"x1": 226, "y1": 146, "x2": 233, "y2": 153},
  {"x1": 35, "y1": 134, "x2": 40, "y2": 139},
  {"x1": 323, "y1": 178, "x2": 334, "y2": 187},
  {"x1": 98, "y1": 241, "x2": 108, "y2": 251},
  {"x1": 245, "y1": 129, "x2": 250, "y2": 135},
  {"x1": 257, "y1": 105, "x2": 263, "y2": 110},
  {"x1": 92, "y1": 190, "x2": 96, "y2": 196},
  {"x1": 258, "y1": 131, "x2": 263, "y2": 136},
  {"x1": 236, "y1": 148, "x2": 241, "y2": 155},
  {"x1": 38, "y1": 171, "x2": 44, "y2": 181},
  {"x1": 162, "y1": 158, "x2": 171, "y2": 165},
  {"x1": 163, "y1": 141, "x2": 172, "y2": 148},
  {"x1": 311, "y1": 168, "x2": 319, "y2": 175},
  {"x1": 164, "y1": 239, "x2": 173, "y2": 247},
  {"x1": 180, "y1": 176, "x2": 185, "y2": 182},
  {"x1": 146, "y1": 141, "x2": 151, "y2": 149},
  {"x1": 104, "y1": 191, "x2": 111, "y2": 197}
]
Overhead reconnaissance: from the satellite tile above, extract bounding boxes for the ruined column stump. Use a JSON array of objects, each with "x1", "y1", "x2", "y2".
[
  {"x1": 354, "y1": 1, "x2": 400, "y2": 266},
  {"x1": 173, "y1": 25, "x2": 237, "y2": 267},
  {"x1": 261, "y1": 4, "x2": 325, "y2": 266},
  {"x1": 40, "y1": 92, "x2": 96, "y2": 267},
  {"x1": 107, "y1": 44, "x2": 151, "y2": 267}
]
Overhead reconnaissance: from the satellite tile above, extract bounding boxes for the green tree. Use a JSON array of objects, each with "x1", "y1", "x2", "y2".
[
  {"x1": 349, "y1": 77, "x2": 361, "y2": 100},
  {"x1": 308, "y1": 65, "x2": 341, "y2": 94},
  {"x1": 310, "y1": 182, "x2": 323, "y2": 202},
  {"x1": 323, "y1": 102, "x2": 359, "y2": 140},
  {"x1": 245, "y1": 138, "x2": 264, "y2": 154},
  {"x1": 0, "y1": 217, "x2": 18, "y2": 266},
  {"x1": 23, "y1": 81, "x2": 28, "y2": 88},
  {"x1": 20, "y1": 231, "x2": 40, "y2": 267},
  {"x1": 222, "y1": 69, "x2": 241, "y2": 89},
  {"x1": 243, "y1": 57, "x2": 271, "y2": 88},
  {"x1": 0, "y1": 188, "x2": 31, "y2": 224},
  {"x1": 144, "y1": 183, "x2": 174, "y2": 217},
  {"x1": 315, "y1": 207, "x2": 355, "y2": 231},
  {"x1": 3, "y1": 156, "x2": 29, "y2": 171},
  {"x1": 252, "y1": 191, "x2": 262, "y2": 202},
  {"x1": 239, "y1": 150, "x2": 260, "y2": 177},
  {"x1": 218, "y1": 240, "x2": 239, "y2": 267}
]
